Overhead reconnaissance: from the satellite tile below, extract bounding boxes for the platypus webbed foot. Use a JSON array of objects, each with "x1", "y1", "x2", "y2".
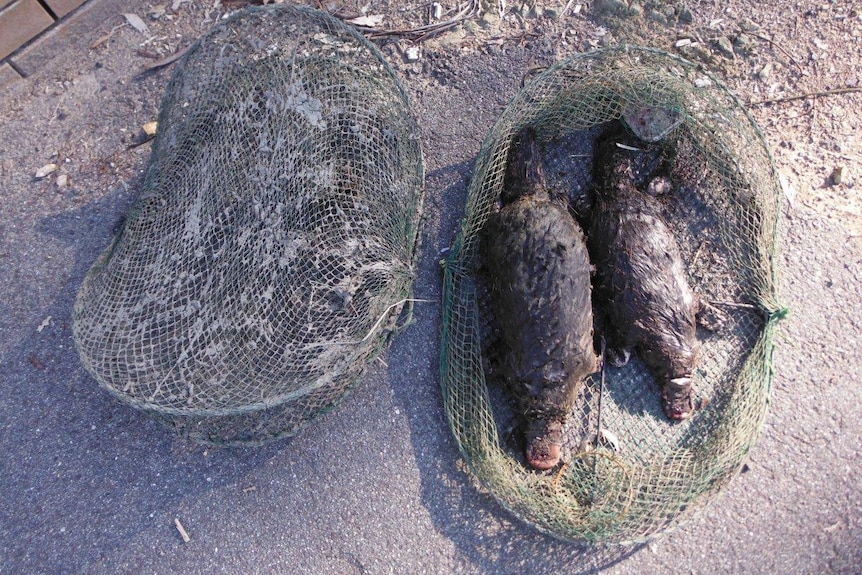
[
  {"x1": 526, "y1": 419, "x2": 564, "y2": 470},
  {"x1": 662, "y1": 377, "x2": 694, "y2": 420}
]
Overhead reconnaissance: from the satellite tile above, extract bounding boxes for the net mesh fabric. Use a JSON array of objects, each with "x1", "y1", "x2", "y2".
[
  {"x1": 440, "y1": 46, "x2": 782, "y2": 543},
  {"x1": 73, "y1": 5, "x2": 424, "y2": 445}
]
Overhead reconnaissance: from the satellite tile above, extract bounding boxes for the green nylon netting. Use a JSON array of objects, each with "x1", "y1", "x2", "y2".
[
  {"x1": 440, "y1": 46, "x2": 783, "y2": 544},
  {"x1": 72, "y1": 5, "x2": 424, "y2": 445}
]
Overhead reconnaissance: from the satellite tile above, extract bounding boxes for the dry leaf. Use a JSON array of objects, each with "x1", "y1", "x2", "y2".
[
  {"x1": 123, "y1": 13, "x2": 151, "y2": 35},
  {"x1": 141, "y1": 44, "x2": 192, "y2": 71},
  {"x1": 90, "y1": 23, "x2": 125, "y2": 49},
  {"x1": 778, "y1": 172, "x2": 796, "y2": 208},
  {"x1": 143, "y1": 121, "x2": 158, "y2": 136},
  {"x1": 35, "y1": 164, "x2": 57, "y2": 178},
  {"x1": 345, "y1": 14, "x2": 385, "y2": 27}
]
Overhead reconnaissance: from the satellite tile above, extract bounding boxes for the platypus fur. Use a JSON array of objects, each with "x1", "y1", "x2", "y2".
[
  {"x1": 483, "y1": 127, "x2": 599, "y2": 470},
  {"x1": 588, "y1": 124, "x2": 700, "y2": 420}
]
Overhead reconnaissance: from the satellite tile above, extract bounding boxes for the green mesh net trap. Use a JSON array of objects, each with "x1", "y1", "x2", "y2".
[
  {"x1": 72, "y1": 5, "x2": 424, "y2": 445},
  {"x1": 440, "y1": 46, "x2": 783, "y2": 543}
]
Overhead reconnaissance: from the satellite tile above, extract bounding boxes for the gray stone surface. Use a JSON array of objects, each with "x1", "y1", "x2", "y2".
[
  {"x1": 0, "y1": 61, "x2": 22, "y2": 91},
  {"x1": 7, "y1": 0, "x2": 127, "y2": 77},
  {"x1": 0, "y1": 1, "x2": 860, "y2": 574}
]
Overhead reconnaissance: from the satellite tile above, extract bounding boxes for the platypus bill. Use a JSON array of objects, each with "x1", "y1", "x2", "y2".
[
  {"x1": 483, "y1": 127, "x2": 599, "y2": 470},
  {"x1": 588, "y1": 125, "x2": 700, "y2": 421}
]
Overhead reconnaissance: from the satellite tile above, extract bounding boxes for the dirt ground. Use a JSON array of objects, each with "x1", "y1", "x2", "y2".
[{"x1": 0, "y1": 0, "x2": 860, "y2": 573}]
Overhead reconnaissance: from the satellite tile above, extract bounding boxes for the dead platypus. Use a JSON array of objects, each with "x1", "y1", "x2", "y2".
[
  {"x1": 483, "y1": 127, "x2": 599, "y2": 470},
  {"x1": 587, "y1": 125, "x2": 700, "y2": 420}
]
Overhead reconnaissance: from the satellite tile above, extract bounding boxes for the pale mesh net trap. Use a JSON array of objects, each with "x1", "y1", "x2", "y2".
[
  {"x1": 440, "y1": 46, "x2": 784, "y2": 543},
  {"x1": 73, "y1": 5, "x2": 424, "y2": 445}
]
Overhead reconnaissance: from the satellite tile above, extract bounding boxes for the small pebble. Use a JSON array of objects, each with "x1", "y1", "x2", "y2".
[
  {"x1": 595, "y1": 0, "x2": 629, "y2": 15},
  {"x1": 405, "y1": 46, "x2": 420, "y2": 61},
  {"x1": 734, "y1": 33, "x2": 757, "y2": 54},
  {"x1": 646, "y1": 9, "x2": 666, "y2": 23},
  {"x1": 35, "y1": 163, "x2": 57, "y2": 178},
  {"x1": 758, "y1": 62, "x2": 773, "y2": 80},
  {"x1": 830, "y1": 166, "x2": 844, "y2": 186},
  {"x1": 431, "y1": 2, "x2": 442, "y2": 20},
  {"x1": 678, "y1": 6, "x2": 693, "y2": 24},
  {"x1": 739, "y1": 18, "x2": 760, "y2": 32},
  {"x1": 715, "y1": 36, "x2": 735, "y2": 58},
  {"x1": 56, "y1": 174, "x2": 68, "y2": 188},
  {"x1": 479, "y1": 12, "x2": 500, "y2": 28},
  {"x1": 691, "y1": 43, "x2": 713, "y2": 63}
]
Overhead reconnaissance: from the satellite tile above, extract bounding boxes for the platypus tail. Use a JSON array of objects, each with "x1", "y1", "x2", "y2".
[{"x1": 501, "y1": 126, "x2": 550, "y2": 205}]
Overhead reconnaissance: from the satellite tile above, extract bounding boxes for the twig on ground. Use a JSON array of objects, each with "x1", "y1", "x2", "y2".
[
  {"x1": 139, "y1": 44, "x2": 193, "y2": 73},
  {"x1": 90, "y1": 23, "x2": 127, "y2": 49},
  {"x1": 340, "y1": 0, "x2": 479, "y2": 42},
  {"x1": 754, "y1": 33, "x2": 803, "y2": 73},
  {"x1": 174, "y1": 517, "x2": 191, "y2": 543},
  {"x1": 750, "y1": 87, "x2": 862, "y2": 106},
  {"x1": 126, "y1": 135, "x2": 155, "y2": 150}
]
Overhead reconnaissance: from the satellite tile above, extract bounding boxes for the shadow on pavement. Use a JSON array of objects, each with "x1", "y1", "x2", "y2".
[{"x1": 0, "y1": 184, "x2": 287, "y2": 573}]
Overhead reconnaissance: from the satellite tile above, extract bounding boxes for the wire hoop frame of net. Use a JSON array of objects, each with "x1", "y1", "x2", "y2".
[
  {"x1": 440, "y1": 46, "x2": 783, "y2": 544},
  {"x1": 73, "y1": 5, "x2": 425, "y2": 445}
]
